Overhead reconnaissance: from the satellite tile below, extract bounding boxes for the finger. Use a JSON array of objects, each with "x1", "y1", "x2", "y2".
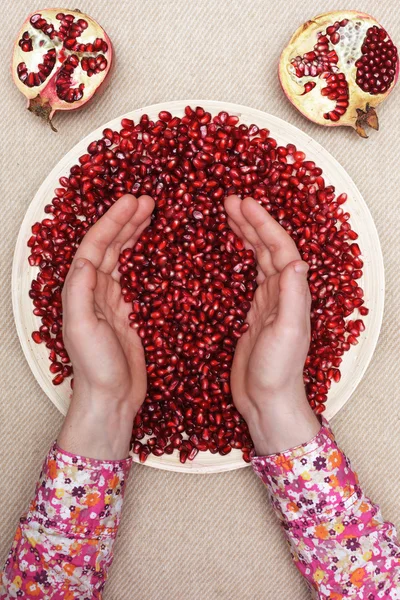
[
  {"x1": 120, "y1": 195, "x2": 154, "y2": 251},
  {"x1": 225, "y1": 197, "x2": 268, "y2": 284},
  {"x1": 227, "y1": 216, "x2": 265, "y2": 284},
  {"x1": 226, "y1": 217, "x2": 254, "y2": 252},
  {"x1": 74, "y1": 194, "x2": 140, "y2": 268},
  {"x1": 225, "y1": 196, "x2": 258, "y2": 251},
  {"x1": 225, "y1": 195, "x2": 276, "y2": 277},
  {"x1": 110, "y1": 215, "x2": 153, "y2": 280},
  {"x1": 276, "y1": 261, "x2": 311, "y2": 333},
  {"x1": 63, "y1": 259, "x2": 98, "y2": 338},
  {"x1": 241, "y1": 197, "x2": 300, "y2": 272},
  {"x1": 100, "y1": 195, "x2": 155, "y2": 274}
]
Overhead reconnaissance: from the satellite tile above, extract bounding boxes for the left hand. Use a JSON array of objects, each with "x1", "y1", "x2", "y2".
[
  {"x1": 225, "y1": 195, "x2": 320, "y2": 455},
  {"x1": 57, "y1": 194, "x2": 154, "y2": 459}
]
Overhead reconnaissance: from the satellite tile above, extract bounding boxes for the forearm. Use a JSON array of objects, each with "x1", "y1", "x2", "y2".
[
  {"x1": 0, "y1": 443, "x2": 131, "y2": 599},
  {"x1": 252, "y1": 418, "x2": 400, "y2": 597}
]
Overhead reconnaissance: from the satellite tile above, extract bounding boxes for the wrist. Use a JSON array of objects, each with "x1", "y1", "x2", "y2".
[
  {"x1": 72, "y1": 374, "x2": 135, "y2": 408},
  {"x1": 243, "y1": 385, "x2": 321, "y2": 456},
  {"x1": 58, "y1": 379, "x2": 139, "y2": 460}
]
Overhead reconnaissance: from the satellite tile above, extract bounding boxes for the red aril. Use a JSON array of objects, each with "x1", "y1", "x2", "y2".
[
  {"x1": 12, "y1": 9, "x2": 112, "y2": 131},
  {"x1": 27, "y1": 106, "x2": 368, "y2": 462},
  {"x1": 280, "y1": 11, "x2": 399, "y2": 137}
]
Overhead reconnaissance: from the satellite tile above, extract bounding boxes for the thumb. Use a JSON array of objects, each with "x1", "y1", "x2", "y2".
[
  {"x1": 63, "y1": 258, "x2": 98, "y2": 332},
  {"x1": 276, "y1": 260, "x2": 311, "y2": 332}
]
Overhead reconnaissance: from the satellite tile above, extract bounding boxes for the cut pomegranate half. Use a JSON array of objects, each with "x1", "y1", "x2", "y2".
[
  {"x1": 279, "y1": 11, "x2": 399, "y2": 137},
  {"x1": 12, "y1": 9, "x2": 112, "y2": 131}
]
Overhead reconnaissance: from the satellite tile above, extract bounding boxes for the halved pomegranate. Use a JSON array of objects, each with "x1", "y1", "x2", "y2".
[
  {"x1": 279, "y1": 11, "x2": 399, "y2": 137},
  {"x1": 12, "y1": 9, "x2": 112, "y2": 131}
]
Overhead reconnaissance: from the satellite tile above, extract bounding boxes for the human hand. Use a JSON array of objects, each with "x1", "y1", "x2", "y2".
[
  {"x1": 57, "y1": 194, "x2": 154, "y2": 459},
  {"x1": 225, "y1": 196, "x2": 320, "y2": 455}
]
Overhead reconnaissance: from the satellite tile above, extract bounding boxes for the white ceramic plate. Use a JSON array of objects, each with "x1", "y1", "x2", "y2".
[{"x1": 12, "y1": 100, "x2": 384, "y2": 473}]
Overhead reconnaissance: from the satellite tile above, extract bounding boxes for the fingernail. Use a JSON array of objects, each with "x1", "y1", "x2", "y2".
[
  {"x1": 75, "y1": 259, "x2": 86, "y2": 269},
  {"x1": 294, "y1": 261, "x2": 309, "y2": 274}
]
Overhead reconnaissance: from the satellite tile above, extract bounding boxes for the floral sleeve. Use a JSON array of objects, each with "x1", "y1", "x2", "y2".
[
  {"x1": 252, "y1": 418, "x2": 400, "y2": 599},
  {"x1": 0, "y1": 443, "x2": 132, "y2": 600}
]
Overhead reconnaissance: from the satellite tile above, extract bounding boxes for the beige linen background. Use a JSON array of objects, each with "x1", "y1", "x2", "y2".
[{"x1": 1, "y1": 1, "x2": 399, "y2": 598}]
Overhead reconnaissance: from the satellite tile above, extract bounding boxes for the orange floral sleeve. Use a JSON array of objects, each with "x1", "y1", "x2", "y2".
[
  {"x1": 2, "y1": 421, "x2": 400, "y2": 599},
  {"x1": 252, "y1": 418, "x2": 400, "y2": 599},
  {"x1": 0, "y1": 443, "x2": 132, "y2": 599}
]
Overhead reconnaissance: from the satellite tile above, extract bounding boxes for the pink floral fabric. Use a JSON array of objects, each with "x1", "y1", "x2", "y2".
[
  {"x1": 252, "y1": 418, "x2": 400, "y2": 599},
  {"x1": 0, "y1": 443, "x2": 131, "y2": 599},
  {"x1": 1, "y1": 421, "x2": 400, "y2": 599}
]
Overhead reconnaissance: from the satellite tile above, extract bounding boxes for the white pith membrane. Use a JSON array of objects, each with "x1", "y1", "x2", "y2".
[
  {"x1": 334, "y1": 20, "x2": 370, "y2": 68},
  {"x1": 279, "y1": 11, "x2": 398, "y2": 131},
  {"x1": 12, "y1": 9, "x2": 110, "y2": 109},
  {"x1": 288, "y1": 21, "x2": 371, "y2": 120},
  {"x1": 19, "y1": 30, "x2": 55, "y2": 74}
]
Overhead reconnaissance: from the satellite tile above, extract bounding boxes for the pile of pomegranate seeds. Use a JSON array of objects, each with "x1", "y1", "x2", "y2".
[{"x1": 28, "y1": 106, "x2": 368, "y2": 463}]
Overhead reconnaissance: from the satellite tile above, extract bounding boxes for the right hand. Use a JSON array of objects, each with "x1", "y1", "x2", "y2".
[{"x1": 225, "y1": 195, "x2": 321, "y2": 455}]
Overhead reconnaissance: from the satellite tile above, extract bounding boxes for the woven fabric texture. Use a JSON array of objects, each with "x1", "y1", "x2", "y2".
[{"x1": 0, "y1": 2, "x2": 399, "y2": 599}]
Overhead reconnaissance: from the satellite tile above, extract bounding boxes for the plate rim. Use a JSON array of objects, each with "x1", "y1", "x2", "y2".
[{"x1": 12, "y1": 99, "x2": 385, "y2": 474}]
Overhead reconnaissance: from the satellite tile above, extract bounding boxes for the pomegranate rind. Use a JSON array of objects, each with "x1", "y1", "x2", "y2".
[
  {"x1": 279, "y1": 11, "x2": 399, "y2": 131},
  {"x1": 12, "y1": 8, "x2": 113, "y2": 125}
]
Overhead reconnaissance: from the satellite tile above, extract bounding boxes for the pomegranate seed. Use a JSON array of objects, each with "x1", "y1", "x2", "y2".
[
  {"x1": 27, "y1": 107, "x2": 367, "y2": 464},
  {"x1": 350, "y1": 243, "x2": 361, "y2": 257},
  {"x1": 179, "y1": 449, "x2": 189, "y2": 463},
  {"x1": 31, "y1": 331, "x2": 42, "y2": 344},
  {"x1": 139, "y1": 446, "x2": 150, "y2": 462}
]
